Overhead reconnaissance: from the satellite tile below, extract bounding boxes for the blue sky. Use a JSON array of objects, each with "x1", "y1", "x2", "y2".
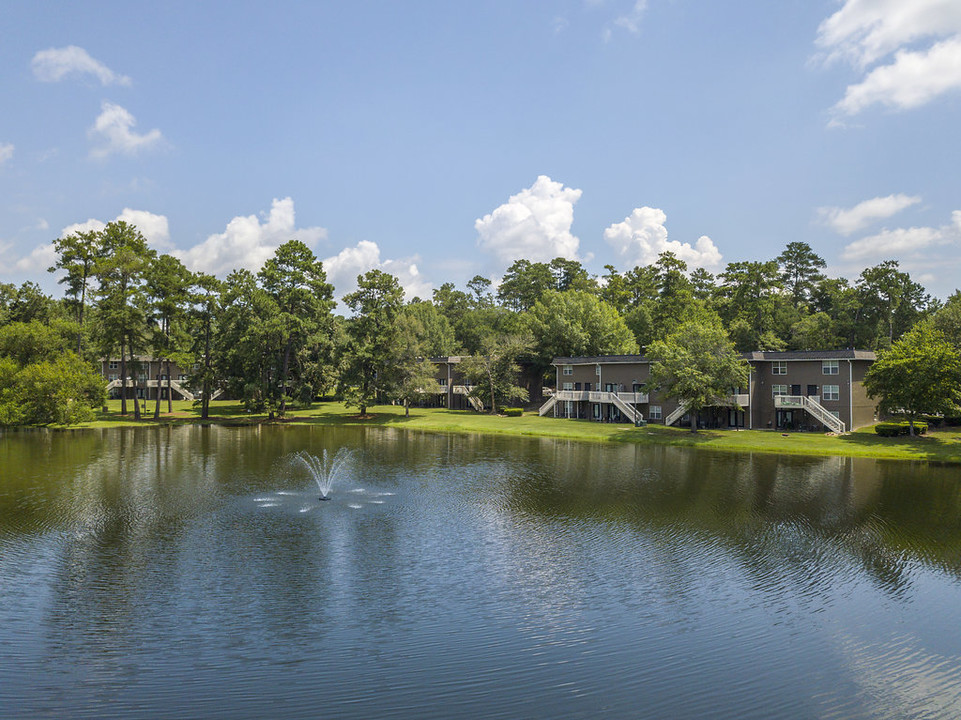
[{"x1": 2, "y1": 0, "x2": 960, "y2": 301}]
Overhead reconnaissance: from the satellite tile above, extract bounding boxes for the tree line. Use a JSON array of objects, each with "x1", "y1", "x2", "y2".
[{"x1": 1, "y1": 222, "x2": 960, "y2": 426}]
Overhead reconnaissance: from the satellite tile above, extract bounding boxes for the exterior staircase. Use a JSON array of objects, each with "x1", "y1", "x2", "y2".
[{"x1": 775, "y1": 395, "x2": 845, "y2": 433}]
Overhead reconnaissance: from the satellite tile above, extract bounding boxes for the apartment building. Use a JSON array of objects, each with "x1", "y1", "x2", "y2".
[
  {"x1": 100, "y1": 357, "x2": 196, "y2": 401},
  {"x1": 540, "y1": 350, "x2": 877, "y2": 433}
]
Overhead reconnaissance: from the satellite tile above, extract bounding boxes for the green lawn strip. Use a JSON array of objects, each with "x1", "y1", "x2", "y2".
[{"x1": 62, "y1": 400, "x2": 961, "y2": 464}]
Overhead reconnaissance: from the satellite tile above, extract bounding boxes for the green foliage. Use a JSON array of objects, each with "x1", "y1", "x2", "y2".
[
  {"x1": 874, "y1": 422, "x2": 928, "y2": 437},
  {"x1": 502, "y1": 407, "x2": 524, "y2": 417},
  {"x1": 340, "y1": 269, "x2": 405, "y2": 414},
  {"x1": 864, "y1": 321, "x2": 961, "y2": 435},
  {"x1": 459, "y1": 333, "x2": 532, "y2": 412},
  {"x1": 647, "y1": 315, "x2": 750, "y2": 433},
  {"x1": 524, "y1": 290, "x2": 637, "y2": 371},
  {"x1": 0, "y1": 352, "x2": 105, "y2": 426}
]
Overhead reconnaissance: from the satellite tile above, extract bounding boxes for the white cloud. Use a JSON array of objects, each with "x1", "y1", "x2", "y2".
[
  {"x1": 17, "y1": 209, "x2": 173, "y2": 274},
  {"x1": 818, "y1": 193, "x2": 921, "y2": 236},
  {"x1": 88, "y1": 102, "x2": 164, "y2": 159},
  {"x1": 0, "y1": 143, "x2": 13, "y2": 167},
  {"x1": 32, "y1": 45, "x2": 131, "y2": 86},
  {"x1": 117, "y1": 209, "x2": 171, "y2": 249},
  {"x1": 475, "y1": 175, "x2": 583, "y2": 266},
  {"x1": 613, "y1": 0, "x2": 647, "y2": 34},
  {"x1": 14, "y1": 243, "x2": 57, "y2": 273},
  {"x1": 603, "y1": 206, "x2": 722, "y2": 269},
  {"x1": 816, "y1": 0, "x2": 961, "y2": 116},
  {"x1": 835, "y1": 38, "x2": 961, "y2": 115},
  {"x1": 323, "y1": 240, "x2": 431, "y2": 302},
  {"x1": 176, "y1": 197, "x2": 327, "y2": 276},
  {"x1": 841, "y1": 209, "x2": 961, "y2": 261}
]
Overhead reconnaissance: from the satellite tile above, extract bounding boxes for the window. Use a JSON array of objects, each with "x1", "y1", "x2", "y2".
[
  {"x1": 563, "y1": 365, "x2": 573, "y2": 376},
  {"x1": 595, "y1": 364, "x2": 601, "y2": 376},
  {"x1": 830, "y1": 411, "x2": 840, "y2": 419},
  {"x1": 562, "y1": 382, "x2": 573, "y2": 391},
  {"x1": 108, "y1": 373, "x2": 118, "y2": 381},
  {"x1": 822, "y1": 360, "x2": 839, "y2": 375},
  {"x1": 772, "y1": 384, "x2": 788, "y2": 396},
  {"x1": 439, "y1": 378, "x2": 447, "y2": 386},
  {"x1": 772, "y1": 361, "x2": 787, "y2": 375},
  {"x1": 823, "y1": 384, "x2": 839, "y2": 401},
  {"x1": 108, "y1": 361, "x2": 119, "y2": 370},
  {"x1": 649, "y1": 405, "x2": 662, "y2": 419}
]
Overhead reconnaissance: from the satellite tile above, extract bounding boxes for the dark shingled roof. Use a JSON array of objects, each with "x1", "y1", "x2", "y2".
[{"x1": 553, "y1": 349, "x2": 876, "y2": 365}]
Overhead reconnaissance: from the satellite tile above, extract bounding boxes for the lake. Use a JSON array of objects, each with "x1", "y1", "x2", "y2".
[{"x1": 2, "y1": 424, "x2": 960, "y2": 719}]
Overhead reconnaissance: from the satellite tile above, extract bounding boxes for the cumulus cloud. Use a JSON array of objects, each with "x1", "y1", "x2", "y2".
[
  {"x1": 18, "y1": 209, "x2": 173, "y2": 274},
  {"x1": 816, "y1": 0, "x2": 961, "y2": 116},
  {"x1": 841, "y1": 210, "x2": 961, "y2": 261},
  {"x1": 475, "y1": 175, "x2": 583, "y2": 266},
  {"x1": 835, "y1": 38, "x2": 961, "y2": 115},
  {"x1": 818, "y1": 193, "x2": 921, "y2": 236},
  {"x1": 176, "y1": 198, "x2": 327, "y2": 276},
  {"x1": 323, "y1": 240, "x2": 431, "y2": 302},
  {"x1": 603, "y1": 206, "x2": 722, "y2": 269},
  {"x1": 32, "y1": 45, "x2": 132, "y2": 86},
  {"x1": 88, "y1": 102, "x2": 164, "y2": 158},
  {"x1": 0, "y1": 143, "x2": 13, "y2": 167}
]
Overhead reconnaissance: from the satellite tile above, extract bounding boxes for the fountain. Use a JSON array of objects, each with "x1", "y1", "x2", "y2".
[{"x1": 292, "y1": 448, "x2": 353, "y2": 500}]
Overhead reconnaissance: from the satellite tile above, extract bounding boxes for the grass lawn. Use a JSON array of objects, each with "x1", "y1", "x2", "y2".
[{"x1": 71, "y1": 399, "x2": 961, "y2": 465}]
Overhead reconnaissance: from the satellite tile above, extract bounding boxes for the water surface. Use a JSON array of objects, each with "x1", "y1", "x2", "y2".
[{"x1": 2, "y1": 425, "x2": 960, "y2": 719}]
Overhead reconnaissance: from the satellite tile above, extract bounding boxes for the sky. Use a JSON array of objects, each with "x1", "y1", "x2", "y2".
[{"x1": 1, "y1": 0, "x2": 960, "y2": 303}]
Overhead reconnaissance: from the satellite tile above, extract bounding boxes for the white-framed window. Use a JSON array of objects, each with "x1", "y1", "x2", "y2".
[
  {"x1": 823, "y1": 384, "x2": 840, "y2": 401},
  {"x1": 108, "y1": 373, "x2": 118, "y2": 381},
  {"x1": 772, "y1": 361, "x2": 787, "y2": 375},
  {"x1": 830, "y1": 410, "x2": 840, "y2": 419},
  {"x1": 563, "y1": 365, "x2": 573, "y2": 376},
  {"x1": 108, "y1": 361, "x2": 119, "y2": 369},
  {"x1": 439, "y1": 378, "x2": 447, "y2": 386},
  {"x1": 649, "y1": 405, "x2": 662, "y2": 419},
  {"x1": 772, "y1": 384, "x2": 788, "y2": 396},
  {"x1": 822, "y1": 360, "x2": 839, "y2": 375},
  {"x1": 562, "y1": 382, "x2": 574, "y2": 391}
]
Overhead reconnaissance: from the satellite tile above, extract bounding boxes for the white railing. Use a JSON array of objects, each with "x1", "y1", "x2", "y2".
[
  {"x1": 664, "y1": 403, "x2": 689, "y2": 426},
  {"x1": 609, "y1": 393, "x2": 641, "y2": 423},
  {"x1": 775, "y1": 395, "x2": 845, "y2": 433},
  {"x1": 538, "y1": 395, "x2": 557, "y2": 416},
  {"x1": 545, "y1": 390, "x2": 645, "y2": 422},
  {"x1": 105, "y1": 378, "x2": 195, "y2": 401}
]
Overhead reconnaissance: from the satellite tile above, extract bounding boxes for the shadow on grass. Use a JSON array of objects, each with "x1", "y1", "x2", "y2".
[{"x1": 838, "y1": 429, "x2": 961, "y2": 459}]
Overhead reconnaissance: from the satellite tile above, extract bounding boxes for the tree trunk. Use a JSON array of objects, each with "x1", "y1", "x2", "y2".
[
  {"x1": 201, "y1": 315, "x2": 212, "y2": 419},
  {"x1": 120, "y1": 340, "x2": 128, "y2": 416},
  {"x1": 487, "y1": 362, "x2": 496, "y2": 414},
  {"x1": 690, "y1": 408, "x2": 698, "y2": 433},
  {"x1": 131, "y1": 343, "x2": 141, "y2": 420},
  {"x1": 405, "y1": 398, "x2": 410, "y2": 417},
  {"x1": 279, "y1": 341, "x2": 291, "y2": 416},
  {"x1": 154, "y1": 353, "x2": 162, "y2": 420},
  {"x1": 166, "y1": 357, "x2": 173, "y2": 414}
]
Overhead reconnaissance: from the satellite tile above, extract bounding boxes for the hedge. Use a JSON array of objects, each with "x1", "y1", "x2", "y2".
[
  {"x1": 874, "y1": 421, "x2": 928, "y2": 437},
  {"x1": 502, "y1": 407, "x2": 524, "y2": 417}
]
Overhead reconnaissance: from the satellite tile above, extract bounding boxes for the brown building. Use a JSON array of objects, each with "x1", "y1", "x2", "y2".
[
  {"x1": 540, "y1": 350, "x2": 877, "y2": 433},
  {"x1": 100, "y1": 357, "x2": 198, "y2": 401},
  {"x1": 427, "y1": 357, "x2": 484, "y2": 411}
]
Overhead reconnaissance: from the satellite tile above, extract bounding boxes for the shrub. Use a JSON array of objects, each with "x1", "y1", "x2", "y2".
[
  {"x1": 502, "y1": 407, "x2": 524, "y2": 417},
  {"x1": 874, "y1": 421, "x2": 928, "y2": 437}
]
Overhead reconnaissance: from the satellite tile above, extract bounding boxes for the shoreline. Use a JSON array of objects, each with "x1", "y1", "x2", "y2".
[{"x1": 19, "y1": 400, "x2": 961, "y2": 465}]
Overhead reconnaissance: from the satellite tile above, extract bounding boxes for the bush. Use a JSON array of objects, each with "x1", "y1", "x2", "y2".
[
  {"x1": 502, "y1": 407, "x2": 524, "y2": 417},
  {"x1": 874, "y1": 421, "x2": 928, "y2": 437}
]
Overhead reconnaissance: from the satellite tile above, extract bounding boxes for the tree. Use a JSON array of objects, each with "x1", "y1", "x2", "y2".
[
  {"x1": 857, "y1": 260, "x2": 933, "y2": 348},
  {"x1": 144, "y1": 254, "x2": 193, "y2": 417},
  {"x1": 186, "y1": 273, "x2": 222, "y2": 419},
  {"x1": 257, "y1": 240, "x2": 334, "y2": 416},
  {"x1": 647, "y1": 316, "x2": 750, "y2": 433},
  {"x1": 340, "y1": 270, "x2": 405, "y2": 415},
  {"x1": 458, "y1": 333, "x2": 532, "y2": 413},
  {"x1": 94, "y1": 221, "x2": 155, "y2": 418},
  {"x1": 717, "y1": 260, "x2": 784, "y2": 351},
  {"x1": 524, "y1": 290, "x2": 637, "y2": 378},
  {"x1": 49, "y1": 229, "x2": 103, "y2": 354},
  {"x1": 788, "y1": 312, "x2": 842, "y2": 351},
  {"x1": 931, "y1": 291, "x2": 961, "y2": 351},
  {"x1": 864, "y1": 321, "x2": 961, "y2": 435},
  {"x1": 399, "y1": 300, "x2": 459, "y2": 357},
  {"x1": 777, "y1": 242, "x2": 826, "y2": 305},
  {"x1": 497, "y1": 259, "x2": 554, "y2": 311}
]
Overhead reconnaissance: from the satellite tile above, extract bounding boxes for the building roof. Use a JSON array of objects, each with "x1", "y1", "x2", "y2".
[
  {"x1": 552, "y1": 349, "x2": 876, "y2": 365},
  {"x1": 741, "y1": 350, "x2": 876, "y2": 361}
]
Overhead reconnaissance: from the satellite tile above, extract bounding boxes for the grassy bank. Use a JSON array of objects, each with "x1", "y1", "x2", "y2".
[{"x1": 62, "y1": 399, "x2": 961, "y2": 465}]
